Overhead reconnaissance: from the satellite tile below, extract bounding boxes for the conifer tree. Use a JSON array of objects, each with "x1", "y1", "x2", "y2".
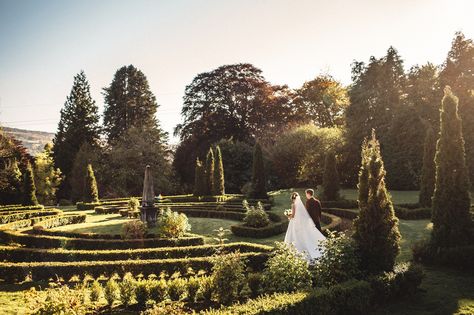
[
  {"x1": 103, "y1": 65, "x2": 159, "y2": 142},
  {"x1": 353, "y1": 130, "x2": 401, "y2": 273},
  {"x1": 213, "y1": 145, "x2": 225, "y2": 195},
  {"x1": 204, "y1": 148, "x2": 215, "y2": 196},
  {"x1": 34, "y1": 143, "x2": 62, "y2": 205},
  {"x1": 250, "y1": 143, "x2": 267, "y2": 199},
  {"x1": 193, "y1": 158, "x2": 204, "y2": 196},
  {"x1": 84, "y1": 164, "x2": 99, "y2": 203},
  {"x1": 22, "y1": 161, "x2": 39, "y2": 206},
  {"x1": 431, "y1": 87, "x2": 473, "y2": 247},
  {"x1": 357, "y1": 138, "x2": 370, "y2": 208},
  {"x1": 53, "y1": 71, "x2": 100, "y2": 199},
  {"x1": 419, "y1": 127, "x2": 437, "y2": 207},
  {"x1": 321, "y1": 151, "x2": 340, "y2": 201}
]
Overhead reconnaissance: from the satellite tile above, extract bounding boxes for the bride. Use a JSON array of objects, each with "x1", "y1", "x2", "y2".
[{"x1": 284, "y1": 192, "x2": 326, "y2": 261}]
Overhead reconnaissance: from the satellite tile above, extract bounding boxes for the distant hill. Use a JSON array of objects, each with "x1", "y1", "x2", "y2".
[{"x1": 2, "y1": 127, "x2": 55, "y2": 156}]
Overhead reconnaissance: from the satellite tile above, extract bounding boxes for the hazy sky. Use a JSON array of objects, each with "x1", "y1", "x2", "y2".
[{"x1": 1, "y1": 0, "x2": 474, "y2": 143}]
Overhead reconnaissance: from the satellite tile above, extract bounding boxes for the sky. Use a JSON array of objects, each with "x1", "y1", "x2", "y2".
[{"x1": 1, "y1": 0, "x2": 474, "y2": 143}]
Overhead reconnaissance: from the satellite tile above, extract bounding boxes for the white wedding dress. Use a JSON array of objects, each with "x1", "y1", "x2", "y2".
[{"x1": 284, "y1": 196, "x2": 326, "y2": 261}]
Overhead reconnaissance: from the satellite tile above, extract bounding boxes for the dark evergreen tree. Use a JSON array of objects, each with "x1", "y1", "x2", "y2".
[
  {"x1": 321, "y1": 151, "x2": 340, "y2": 201},
  {"x1": 84, "y1": 164, "x2": 99, "y2": 203},
  {"x1": 193, "y1": 158, "x2": 205, "y2": 196},
  {"x1": 22, "y1": 161, "x2": 38, "y2": 206},
  {"x1": 0, "y1": 129, "x2": 22, "y2": 204},
  {"x1": 431, "y1": 87, "x2": 473, "y2": 247},
  {"x1": 213, "y1": 145, "x2": 225, "y2": 195},
  {"x1": 353, "y1": 130, "x2": 401, "y2": 273},
  {"x1": 357, "y1": 138, "x2": 370, "y2": 208},
  {"x1": 419, "y1": 127, "x2": 437, "y2": 207},
  {"x1": 53, "y1": 71, "x2": 100, "y2": 199},
  {"x1": 250, "y1": 143, "x2": 267, "y2": 199},
  {"x1": 204, "y1": 148, "x2": 215, "y2": 196},
  {"x1": 103, "y1": 65, "x2": 159, "y2": 142}
]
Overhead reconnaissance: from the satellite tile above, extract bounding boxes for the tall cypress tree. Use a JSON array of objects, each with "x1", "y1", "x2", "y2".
[
  {"x1": 357, "y1": 137, "x2": 370, "y2": 208},
  {"x1": 193, "y1": 158, "x2": 204, "y2": 197},
  {"x1": 103, "y1": 65, "x2": 159, "y2": 142},
  {"x1": 213, "y1": 145, "x2": 225, "y2": 195},
  {"x1": 419, "y1": 127, "x2": 437, "y2": 207},
  {"x1": 353, "y1": 130, "x2": 401, "y2": 273},
  {"x1": 250, "y1": 143, "x2": 267, "y2": 199},
  {"x1": 53, "y1": 71, "x2": 100, "y2": 199},
  {"x1": 321, "y1": 151, "x2": 340, "y2": 201},
  {"x1": 204, "y1": 148, "x2": 215, "y2": 196},
  {"x1": 84, "y1": 164, "x2": 99, "y2": 203},
  {"x1": 431, "y1": 87, "x2": 472, "y2": 248},
  {"x1": 22, "y1": 161, "x2": 38, "y2": 206}
]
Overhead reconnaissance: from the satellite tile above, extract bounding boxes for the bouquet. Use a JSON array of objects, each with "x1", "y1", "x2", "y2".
[{"x1": 284, "y1": 209, "x2": 293, "y2": 219}]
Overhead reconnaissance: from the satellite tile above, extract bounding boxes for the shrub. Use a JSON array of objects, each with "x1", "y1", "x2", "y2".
[
  {"x1": 26, "y1": 282, "x2": 91, "y2": 315},
  {"x1": 104, "y1": 277, "x2": 120, "y2": 307},
  {"x1": 311, "y1": 231, "x2": 361, "y2": 287},
  {"x1": 242, "y1": 200, "x2": 270, "y2": 228},
  {"x1": 394, "y1": 206, "x2": 431, "y2": 220},
  {"x1": 197, "y1": 275, "x2": 214, "y2": 303},
  {"x1": 262, "y1": 242, "x2": 312, "y2": 294},
  {"x1": 149, "y1": 278, "x2": 168, "y2": 303},
  {"x1": 122, "y1": 220, "x2": 148, "y2": 239},
  {"x1": 89, "y1": 279, "x2": 102, "y2": 303},
  {"x1": 135, "y1": 280, "x2": 149, "y2": 309},
  {"x1": 412, "y1": 240, "x2": 474, "y2": 270},
  {"x1": 231, "y1": 221, "x2": 288, "y2": 238},
  {"x1": 141, "y1": 302, "x2": 187, "y2": 315},
  {"x1": 212, "y1": 251, "x2": 247, "y2": 305},
  {"x1": 186, "y1": 275, "x2": 200, "y2": 303},
  {"x1": 213, "y1": 145, "x2": 225, "y2": 195},
  {"x1": 156, "y1": 207, "x2": 191, "y2": 238},
  {"x1": 128, "y1": 197, "x2": 140, "y2": 211},
  {"x1": 22, "y1": 161, "x2": 39, "y2": 206},
  {"x1": 58, "y1": 199, "x2": 73, "y2": 206},
  {"x1": 76, "y1": 202, "x2": 100, "y2": 210},
  {"x1": 167, "y1": 274, "x2": 187, "y2": 301},
  {"x1": 247, "y1": 272, "x2": 262, "y2": 298},
  {"x1": 84, "y1": 164, "x2": 99, "y2": 203},
  {"x1": 119, "y1": 272, "x2": 136, "y2": 307}
]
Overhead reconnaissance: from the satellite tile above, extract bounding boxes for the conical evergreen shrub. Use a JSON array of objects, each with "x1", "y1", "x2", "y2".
[
  {"x1": 250, "y1": 143, "x2": 267, "y2": 199},
  {"x1": 193, "y1": 158, "x2": 205, "y2": 197},
  {"x1": 322, "y1": 151, "x2": 340, "y2": 201},
  {"x1": 353, "y1": 130, "x2": 401, "y2": 273},
  {"x1": 84, "y1": 164, "x2": 99, "y2": 203},
  {"x1": 22, "y1": 161, "x2": 39, "y2": 206},
  {"x1": 213, "y1": 145, "x2": 225, "y2": 195},
  {"x1": 205, "y1": 148, "x2": 215, "y2": 196},
  {"x1": 431, "y1": 87, "x2": 473, "y2": 247},
  {"x1": 419, "y1": 127, "x2": 436, "y2": 207}
]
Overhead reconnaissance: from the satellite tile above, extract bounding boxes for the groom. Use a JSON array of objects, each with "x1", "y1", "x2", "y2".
[{"x1": 305, "y1": 189, "x2": 322, "y2": 232}]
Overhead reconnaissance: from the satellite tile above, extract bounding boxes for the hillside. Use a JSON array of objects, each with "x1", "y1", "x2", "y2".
[{"x1": 2, "y1": 127, "x2": 54, "y2": 156}]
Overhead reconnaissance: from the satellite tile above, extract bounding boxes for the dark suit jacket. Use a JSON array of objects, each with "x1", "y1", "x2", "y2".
[{"x1": 306, "y1": 197, "x2": 322, "y2": 226}]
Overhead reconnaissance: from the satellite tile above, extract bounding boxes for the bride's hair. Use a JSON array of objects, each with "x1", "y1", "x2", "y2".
[{"x1": 291, "y1": 192, "x2": 299, "y2": 201}]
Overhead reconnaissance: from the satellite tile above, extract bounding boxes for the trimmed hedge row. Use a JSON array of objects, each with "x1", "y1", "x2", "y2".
[
  {"x1": 178, "y1": 209, "x2": 245, "y2": 221},
  {"x1": 321, "y1": 199, "x2": 359, "y2": 209},
  {"x1": 394, "y1": 207, "x2": 431, "y2": 220},
  {"x1": 0, "y1": 214, "x2": 63, "y2": 232},
  {"x1": 94, "y1": 206, "x2": 127, "y2": 214},
  {"x1": 0, "y1": 251, "x2": 269, "y2": 283},
  {"x1": 412, "y1": 241, "x2": 474, "y2": 270},
  {"x1": 32, "y1": 214, "x2": 87, "y2": 231},
  {"x1": 0, "y1": 205, "x2": 44, "y2": 213},
  {"x1": 2, "y1": 229, "x2": 205, "y2": 249},
  {"x1": 0, "y1": 209, "x2": 62, "y2": 224},
  {"x1": 0, "y1": 242, "x2": 273, "y2": 262},
  {"x1": 323, "y1": 208, "x2": 359, "y2": 220},
  {"x1": 205, "y1": 279, "x2": 372, "y2": 315}
]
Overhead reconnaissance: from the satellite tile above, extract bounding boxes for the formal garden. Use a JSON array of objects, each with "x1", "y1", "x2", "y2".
[{"x1": 2, "y1": 30, "x2": 474, "y2": 314}]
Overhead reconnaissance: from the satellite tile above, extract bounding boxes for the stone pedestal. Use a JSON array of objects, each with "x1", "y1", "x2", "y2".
[{"x1": 140, "y1": 205, "x2": 158, "y2": 227}]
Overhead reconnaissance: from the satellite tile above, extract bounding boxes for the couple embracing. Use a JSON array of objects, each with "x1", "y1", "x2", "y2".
[{"x1": 284, "y1": 189, "x2": 326, "y2": 261}]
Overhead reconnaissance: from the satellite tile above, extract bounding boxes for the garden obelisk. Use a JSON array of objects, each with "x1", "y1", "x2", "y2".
[{"x1": 140, "y1": 165, "x2": 157, "y2": 227}]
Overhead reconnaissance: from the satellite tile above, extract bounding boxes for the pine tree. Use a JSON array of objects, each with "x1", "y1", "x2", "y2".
[
  {"x1": 250, "y1": 143, "x2": 267, "y2": 199},
  {"x1": 103, "y1": 65, "x2": 159, "y2": 142},
  {"x1": 321, "y1": 151, "x2": 340, "y2": 201},
  {"x1": 22, "y1": 161, "x2": 39, "y2": 206},
  {"x1": 213, "y1": 145, "x2": 225, "y2": 195},
  {"x1": 419, "y1": 127, "x2": 437, "y2": 207},
  {"x1": 353, "y1": 130, "x2": 401, "y2": 273},
  {"x1": 204, "y1": 148, "x2": 215, "y2": 196},
  {"x1": 53, "y1": 71, "x2": 100, "y2": 199},
  {"x1": 84, "y1": 164, "x2": 99, "y2": 203},
  {"x1": 193, "y1": 158, "x2": 204, "y2": 196},
  {"x1": 431, "y1": 87, "x2": 473, "y2": 248},
  {"x1": 34, "y1": 143, "x2": 62, "y2": 205}
]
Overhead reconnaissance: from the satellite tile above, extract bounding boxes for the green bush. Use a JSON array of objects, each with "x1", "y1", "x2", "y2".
[
  {"x1": 186, "y1": 275, "x2": 201, "y2": 303},
  {"x1": 243, "y1": 201, "x2": 270, "y2": 228},
  {"x1": 89, "y1": 279, "x2": 103, "y2": 303},
  {"x1": 104, "y1": 277, "x2": 120, "y2": 307},
  {"x1": 135, "y1": 280, "x2": 149, "y2": 309},
  {"x1": 119, "y1": 272, "x2": 136, "y2": 307},
  {"x1": 156, "y1": 207, "x2": 191, "y2": 238},
  {"x1": 128, "y1": 197, "x2": 140, "y2": 211},
  {"x1": 76, "y1": 202, "x2": 100, "y2": 210},
  {"x1": 142, "y1": 301, "x2": 187, "y2": 315},
  {"x1": 311, "y1": 231, "x2": 361, "y2": 287},
  {"x1": 262, "y1": 242, "x2": 312, "y2": 294},
  {"x1": 0, "y1": 209, "x2": 61, "y2": 224},
  {"x1": 0, "y1": 205, "x2": 44, "y2": 213},
  {"x1": 32, "y1": 214, "x2": 86, "y2": 231},
  {"x1": 168, "y1": 274, "x2": 187, "y2": 301},
  {"x1": 394, "y1": 206, "x2": 431, "y2": 220},
  {"x1": 122, "y1": 220, "x2": 148, "y2": 239},
  {"x1": 197, "y1": 275, "x2": 214, "y2": 303},
  {"x1": 412, "y1": 240, "x2": 474, "y2": 270},
  {"x1": 247, "y1": 272, "x2": 263, "y2": 298},
  {"x1": 212, "y1": 251, "x2": 247, "y2": 305}
]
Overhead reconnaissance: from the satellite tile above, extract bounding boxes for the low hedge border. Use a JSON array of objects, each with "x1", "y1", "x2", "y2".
[
  {"x1": 204, "y1": 279, "x2": 372, "y2": 315},
  {"x1": 412, "y1": 241, "x2": 474, "y2": 270},
  {"x1": 32, "y1": 214, "x2": 87, "y2": 231},
  {"x1": 0, "y1": 209, "x2": 62, "y2": 224},
  {"x1": 0, "y1": 214, "x2": 64, "y2": 233},
  {"x1": 0, "y1": 205, "x2": 44, "y2": 213},
  {"x1": 0, "y1": 242, "x2": 273, "y2": 262},
  {"x1": 0, "y1": 251, "x2": 269, "y2": 283},
  {"x1": 323, "y1": 207, "x2": 432, "y2": 221},
  {"x1": 94, "y1": 206, "x2": 127, "y2": 214},
  {"x1": 323, "y1": 208, "x2": 359, "y2": 220},
  {"x1": 178, "y1": 209, "x2": 246, "y2": 221},
  {"x1": 2, "y1": 229, "x2": 205, "y2": 249},
  {"x1": 321, "y1": 199, "x2": 359, "y2": 209}
]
